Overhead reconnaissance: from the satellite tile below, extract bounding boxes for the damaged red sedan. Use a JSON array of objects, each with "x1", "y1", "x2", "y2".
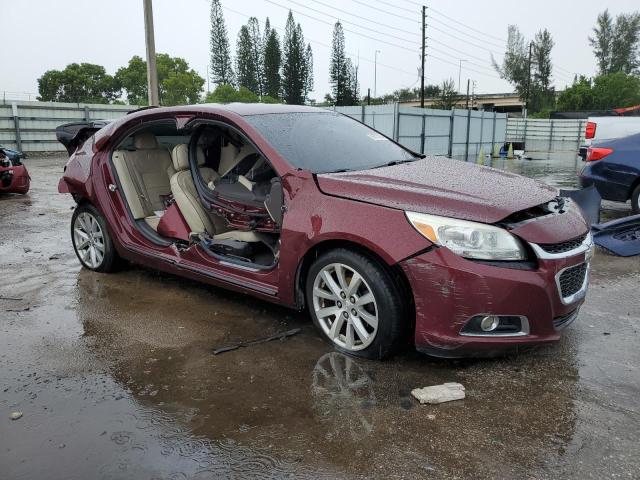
[
  {"x1": 57, "y1": 104, "x2": 592, "y2": 359},
  {"x1": 0, "y1": 148, "x2": 30, "y2": 194}
]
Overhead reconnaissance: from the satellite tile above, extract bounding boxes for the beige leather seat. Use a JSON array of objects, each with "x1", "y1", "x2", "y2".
[
  {"x1": 112, "y1": 132, "x2": 173, "y2": 230},
  {"x1": 170, "y1": 144, "x2": 220, "y2": 235},
  {"x1": 169, "y1": 144, "x2": 260, "y2": 243}
]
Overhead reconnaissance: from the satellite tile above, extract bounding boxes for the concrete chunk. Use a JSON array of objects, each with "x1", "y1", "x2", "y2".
[{"x1": 411, "y1": 383, "x2": 465, "y2": 405}]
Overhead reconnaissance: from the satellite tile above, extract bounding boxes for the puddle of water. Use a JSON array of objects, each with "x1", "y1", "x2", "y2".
[{"x1": 1, "y1": 156, "x2": 639, "y2": 479}]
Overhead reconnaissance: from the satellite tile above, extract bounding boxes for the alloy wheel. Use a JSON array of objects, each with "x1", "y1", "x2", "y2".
[
  {"x1": 73, "y1": 211, "x2": 106, "y2": 269},
  {"x1": 312, "y1": 263, "x2": 379, "y2": 351}
]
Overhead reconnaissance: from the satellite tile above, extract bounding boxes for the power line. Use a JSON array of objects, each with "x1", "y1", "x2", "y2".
[
  {"x1": 310, "y1": 0, "x2": 420, "y2": 37},
  {"x1": 427, "y1": 52, "x2": 505, "y2": 81},
  {"x1": 221, "y1": 3, "x2": 418, "y2": 78},
  {"x1": 267, "y1": 0, "x2": 520, "y2": 84},
  {"x1": 428, "y1": 6, "x2": 508, "y2": 45},
  {"x1": 427, "y1": 24, "x2": 575, "y2": 83},
  {"x1": 349, "y1": 0, "x2": 420, "y2": 24},
  {"x1": 370, "y1": 0, "x2": 420, "y2": 15},
  {"x1": 379, "y1": 0, "x2": 579, "y2": 81},
  {"x1": 263, "y1": 0, "x2": 420, "y2": 53},
  {"x1": 283, "y1": 0, "x2": 418, "y2": 44},
  {"x1": 280, "y1": 0, "x2": 575, "y2": 85},
  {"x1": 426, "y1": 15, "x2": 506, "y2": 50},
  {"x1": 280, "y1": 0, "x2": 508, "y2": 78},
  {"x1": 224, "y1": 0, "x2": 569, "y2": 92}
]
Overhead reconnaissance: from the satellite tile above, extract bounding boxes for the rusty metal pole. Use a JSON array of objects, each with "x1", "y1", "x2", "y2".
[{"x1": 143, "y1": 0, "x2": 160, "y2": 106}]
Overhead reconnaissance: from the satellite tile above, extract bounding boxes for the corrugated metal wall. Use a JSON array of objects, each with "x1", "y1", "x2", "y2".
[
  {"x1": 0, "y1": 100, "x2": 136, "y2": 152},
  {"x1": 334, "y1": 105, "x2": 508, "y2": 160},
  {"x1": 506, "y1": 118, "x2": 586, "y2": 152},
  {"x1": 1, "y1": 99, "x2": 509, "y2": 159}
]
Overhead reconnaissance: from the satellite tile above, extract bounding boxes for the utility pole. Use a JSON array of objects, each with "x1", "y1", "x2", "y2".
[
  {"x1": 374, "y1": 50, "x2": 380, "y2": 98},
  {"x1": 143, "y1": 0, "x2": 159, "y2": 106},
  {"x1": 471, "y1": 80, "x2": 477, "y2": 109},
  {"x1": 458, "y1": 59, "x2": 467, "y2": 93},
  {"x1": 465, "y1": 78, "x2": 470, "y2": 109},
  {"x1": 367, "y1": 87, "x2": 371, "y2": 106},
  {"x1": 420, "y1": 5, "x2": 427, "y2": 108},
  {"x1": 524, "y1": 41, "x2": 533, "y2": 117}
]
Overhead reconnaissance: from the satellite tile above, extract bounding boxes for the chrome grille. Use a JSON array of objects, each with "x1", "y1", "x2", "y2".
[
  {"x1": 539, "y1": 234, "x2": 587, "y2": 255},
  {"x1": 558, "y1": 263, "x2": 587, "y2": 298}
]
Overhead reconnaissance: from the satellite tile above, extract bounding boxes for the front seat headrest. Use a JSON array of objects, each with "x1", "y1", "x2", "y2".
[
  {"x1": 134, "y1": 132, "x2": 159, "y2": 150},
  {"x1": 171, "y1": 144, "x2": 205, "y2": 172}
]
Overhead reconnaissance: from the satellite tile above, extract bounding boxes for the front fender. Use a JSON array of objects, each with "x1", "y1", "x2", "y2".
[{"x1": 57, "y1": 177, "x2": 70, "y2": 194}]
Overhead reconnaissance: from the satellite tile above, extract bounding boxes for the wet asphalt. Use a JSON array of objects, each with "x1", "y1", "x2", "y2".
[{"x1": 1, "y1": 154, "x2": 639, "y2": 479}]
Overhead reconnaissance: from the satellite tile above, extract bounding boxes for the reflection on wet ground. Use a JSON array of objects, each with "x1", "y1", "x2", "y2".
[{"x1": 1, "y1": 156, "x2": 639, "y2": 479}]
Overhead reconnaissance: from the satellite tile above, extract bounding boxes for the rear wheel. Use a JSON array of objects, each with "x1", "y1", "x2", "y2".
[
  {"x1": 71, "y1": 203, "x2": 120, "y2": 272},
  {"x1": 305, "y1": 249, "x2": 407, "y2": 360},
  {"x1": 631, "y1": 184, "x2": 640, "y2": 214}
]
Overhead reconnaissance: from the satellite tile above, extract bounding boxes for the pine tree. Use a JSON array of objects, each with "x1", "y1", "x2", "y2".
[
  {"x1": 263, "y1": 18, "x2": 282, "y2": 99},
  {"x1": 590, "y1": 10, "x2": 640, "y2": 75},
  {"x1": 304, "y1": 43, "x2": 314, "y2": 101},
  {"x1": 610, "y1": 13, "x2": 640, "y2": 74},
  {"x1": 209, "y1": 0, "x2": 234, "y2": 85},
  {"x1": 533, "y1": 29, "x2": 554, "y2": 91},
  {"x1": 329, "y1": 21, "x2": 349, "y2": 105},
  {"x1": 346, "y1": 59, "x2": 359, "y2": 104},
  {"x1": 282, "y1": 11, "x2": 308, "y2": 105},
  {"x1": 531, "y1": 28, "x2": 555, "y2": 112},
  {"x1": 236, "y1": 25, "x2": 259, "y2": 94},
  {"x1": 589, "y1": 10, "x2": 614, "y2": 75},
  {"x1": 247, "y1": 17, "x2": 264, "y2": 97}
]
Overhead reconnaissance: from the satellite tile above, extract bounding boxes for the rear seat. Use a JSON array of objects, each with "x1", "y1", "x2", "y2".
[{"x1": 112, "y1": 132, "x2": 173, "y2": 230}]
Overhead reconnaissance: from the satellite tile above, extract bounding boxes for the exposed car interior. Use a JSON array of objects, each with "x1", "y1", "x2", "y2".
[{"x1": 111, "y1": 121, "x2": 281, "y2": 268}]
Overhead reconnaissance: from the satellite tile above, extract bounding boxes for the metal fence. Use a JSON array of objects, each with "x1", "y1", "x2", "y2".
[
  {"x1": 0, "y1": 100, "x2": 136, "y2": 152},
  {"x1": 334, "y1": 104, "x2": 508, "y2": 160},
  {"x1": 2, "y1": 99, "x2": 509, "y2": 159},
  {"x1": 506, "y1": 118, "x2": 586, "y2": 152}
]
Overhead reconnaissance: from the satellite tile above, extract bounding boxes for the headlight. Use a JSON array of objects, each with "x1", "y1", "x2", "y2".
[{"x1": 405, "y1": 211, "x2": 526, "y2": 261}]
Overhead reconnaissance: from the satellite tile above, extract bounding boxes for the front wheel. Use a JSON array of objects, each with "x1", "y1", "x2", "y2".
[
  {"x1": 305, "y1": 249, "x2": 408, "y2": 360},
  {"x1": 71, "y1": 203, "x2": 120, "y2": 272}
]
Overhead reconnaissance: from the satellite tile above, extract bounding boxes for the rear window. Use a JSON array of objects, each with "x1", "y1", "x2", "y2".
[{"x1": 244, "y1": 112, "x2": 417, "y2": 173}]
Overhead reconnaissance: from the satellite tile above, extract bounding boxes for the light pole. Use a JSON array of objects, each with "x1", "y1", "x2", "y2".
[
  {"x1": 143, "y1": 0, "x2": 159, "y2": 106},
  {"x1": 458, "y1": 59, "x2": 467, "y2": 94},
  {"x1": 374, "y1": 50, "x2": 381, "y2": 99}
]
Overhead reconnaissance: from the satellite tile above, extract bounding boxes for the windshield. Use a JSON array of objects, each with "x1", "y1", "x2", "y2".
[{"x1": 244, "y1": 112, "x2": 418, "y2": 173}]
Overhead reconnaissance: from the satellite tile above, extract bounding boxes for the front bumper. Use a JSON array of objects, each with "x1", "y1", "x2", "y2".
[{"x1": 401, "y1": 235, "x2": 592, "y2": 357}]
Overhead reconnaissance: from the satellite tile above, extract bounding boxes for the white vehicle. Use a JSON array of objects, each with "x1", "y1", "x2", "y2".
[{"x1": 580, "y1": 116, "x2": 640, "y2": 158}]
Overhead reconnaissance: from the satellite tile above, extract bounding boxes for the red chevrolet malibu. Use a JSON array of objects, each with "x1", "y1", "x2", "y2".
[{"x1": 57, "y1": 104, "x2": 592, "y2": 359}]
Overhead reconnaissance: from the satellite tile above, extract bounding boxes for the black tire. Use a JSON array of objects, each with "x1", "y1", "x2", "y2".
[
  {"x1": 71, "y1": 203, "x2": 121, "y2": 273},
  {"x1": 305, "y1": 248, "x2": 408, "y2": 360},
  {"x1": 631, "y1": 183, "x2": 640, "y2": 214}
]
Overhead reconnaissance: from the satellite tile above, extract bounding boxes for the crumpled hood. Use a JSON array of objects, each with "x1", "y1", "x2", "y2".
[{"x1": 317, "y1": 157, "x2": 558, "y2": 224}]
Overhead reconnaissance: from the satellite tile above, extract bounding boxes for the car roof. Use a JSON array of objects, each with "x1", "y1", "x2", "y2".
[
  {"x1": 91, "y1": 103, "x2": 332, "y2": 151},
  {"x1": 200, "y1": 103, "x2": 326, "y2": 116},
  {"x1": 127, "y1": 103, "x2": 328, "y2": 118}
]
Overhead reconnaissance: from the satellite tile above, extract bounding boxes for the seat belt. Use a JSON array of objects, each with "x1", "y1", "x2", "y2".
[{"x1": 122, "y1": 154, "x2": 154, "y2": 215}]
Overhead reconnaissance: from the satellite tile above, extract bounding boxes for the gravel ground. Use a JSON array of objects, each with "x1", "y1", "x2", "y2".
[{"x1": 1, "y1": 154, "x2": 639, "y2": 479}]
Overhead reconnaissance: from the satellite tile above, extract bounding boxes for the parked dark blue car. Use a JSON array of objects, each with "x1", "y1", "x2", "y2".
[
  {"x1": 0, "y1": 145, "x2": 26, "y2": 162},
  {"x1": 580, "y1": 132, "x2": 640, "y2": 213}
]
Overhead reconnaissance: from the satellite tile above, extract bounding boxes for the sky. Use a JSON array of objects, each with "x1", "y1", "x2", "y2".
[{"x1": 2, "y1": 0, "x2": 639, "y2": 102}]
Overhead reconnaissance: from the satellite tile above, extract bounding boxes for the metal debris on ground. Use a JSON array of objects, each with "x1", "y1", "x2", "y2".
[
  {"x1": 412, "y1": 383, "x2": 466, "y2": 405},
  {"x1": 212, "y1": 328, "x2": 302, "y2": 355}
]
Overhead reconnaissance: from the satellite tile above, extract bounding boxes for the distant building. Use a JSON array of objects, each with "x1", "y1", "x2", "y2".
[{"x1": 401, "y1": 92, "x2": 524, "y2": 113}]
